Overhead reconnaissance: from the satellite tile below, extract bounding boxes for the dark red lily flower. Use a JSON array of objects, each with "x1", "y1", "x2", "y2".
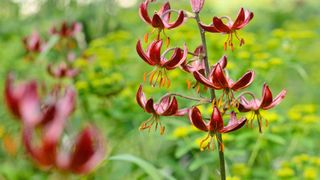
[
  {"x1": 56, "y1": 125, "x2": 105, "y2": 174},
  {"x1": 22, "y1": 32, "x2": 45, "y2": 54},
  {"x1": 50, "y1": 21, "x2": 82, "y2": 38},
  {"x1": 136, "y1": 85, "x2": 188, "y2": 134},
  {"x1": 136, "y1": 39, "x2": 187, "y2": 87},
  {"x1": 193, "y1": 56, "x2": 254, "y2": 107},
  {"x1": 200, "y1": 7, "x2": 254, "y2": 50},
  {"x1": 181, "y1": 45, "x2": 205, "y2": 73},
  {"x1": 139, "y1": 0, "x2": 185, "y2": 40},
  {"x1": 47, "y1": 63, "x2": 79, "y2": 79},
  {"x1": 189, "y1": 106, "x2": 246, "y2": 151},
  {"x1": 238, "y1": 83, "x2": 286, "y2": 132},
  {"x1": 190, "y1": 0, "x2": 205, "y2": 13}
]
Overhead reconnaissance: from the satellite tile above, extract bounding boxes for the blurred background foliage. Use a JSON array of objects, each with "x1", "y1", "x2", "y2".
[{"x1": 0, "y1": 0, "x2": 319, "y2": 179}]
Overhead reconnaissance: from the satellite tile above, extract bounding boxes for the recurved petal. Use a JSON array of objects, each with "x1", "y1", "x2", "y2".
[
  {"x1": 212, "y1": 17, "x2": 231, "y2": 33},
  {"x1": 208, "y1": 107, "x2": 224, "y2": 132},
  {"x1": 159, "y1": 96, "x2": 178, "y2": 116},
  {"x1": 260, "y1": 83, "x2": 273, "y2": 108},
  {"x1": 159, "y1": 2, "x2": 171, "y2": 22},
  {"x1": 174, "y1": 108, "x2": 189, "y2": 116},
  {"x1": 199, "y1": 22, "x2": 219, "y2": 33},
  {"x1": 212, "y1": 64, "x2": 228, "y2": 89},
  {"x1": 217, "y1": 55, "x2": 228, "y2": 69},
  {"x1": 136, "y1": 40, "x2": 155, "y2": 66},
  {"x1": 193, "y1": 71, "x2": 217, "y2": 89},
  {"x1": 188, "y1": 107, "x2": 208, "y2": 131},
  {"x1": 139, "y1": 1, "x2": 152, "y2": 24},
  {"x1": 236, "y1": 9, "x2": 254, "y2": 29},
  {"x1": 263, "y1": 89, "x2": 287, "y2": 110},
  {"x1": 164, "y1": 10, "x2": 185, "y2": 29},
  {"x1": 67, "y1": 126, "x2": 105, "y2": 174},
  {"x1": 151, "y1": 14, "x2": 165, "y2": 29},
  {"x1": 231, "y1": 70, "x2": 255, "y2": 91},
  {"x1": 163, "y1": 44, "x2": 187, "y2": 70},
  {"x1": 56, "y1": 87, "x2": 76, "y2": 118},
  {"x1": 148, "y1": 40, "x2": 162, "y2": 65},
  {"x1": 238, "y1": 96, "x2": 253, "y2": 112},
  {"x1": 145, "y1": 98, "x2": 156, "y2": 114},
  {"x1": 4, "y1": 74, "x2": 22, "y2": 118},
  {"x1": 232, "y1": 8, "x2": 245, "y2": 29},
  {"x1": 220, "y1": 111, "x2": 246, "y2": 133},
  {"x1": 136, "y1": 85, "x2": 147, "y2": 109}
]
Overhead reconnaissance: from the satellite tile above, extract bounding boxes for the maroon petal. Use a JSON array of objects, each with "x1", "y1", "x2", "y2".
[
  {"x1": 139, "y1": 1, "x2": 152, "y2": 24},
  {"x1": 263, "y1": 89, "x2": 287, "y2": 110},
  {"x1": 260, "y1": 83, "x2": 273, "y2": 108},
  {"x1": 236, "y1": 9, "x2": 254, "y2": 29},
  {"x1": 145, "y1": 99, "x2": 156, "y2": 114},
  {"x1": 151, "y1": 14, "x2": 165, "y2": 29},
  {"x1": 208, "y1": 107, "x2": 223, "y2": 132},
  {"x1": 159, "y1": 96, "x2": 178, "y2": 116},
  {"x1": 212, "y1": 64, "x2": 228, "y2": 89},
  {"x1": 231, "y1": 70, "x2": 255, "y2": 91},
  {"x1": 231, "y1": 8, "x2": 245, "y2": 30},
  {"x1": 199, "y1": 22, "x2": 219, "y2": 33},
  {"x1": 148, "y1": 40, "x2": 162, "y2": 65},
  {"x1": 4, "y1": 74, "x2": 22, "y2": 118},
  {"x1": 159, "y1": 2, "x2": 171, "y2": 22},
  {"x1": 67, "y1": 126, "x2": 105, "y2": 174},
  {"x1": 163, "y1": 44, "x2": 187, "y2": 70},
  {"x1": 136, "y1": 40, "x2": 155, "y2": 66},
  {"x1": 163, "y1": 11, "x2": 185, "y2": 29},
  {"x1": 193, "y1": 71, "x2": 218, "y2": 89},
  {"x1": 136, "y1": 85, "x2": 147, "y2": 109},
  {"x1": 216, "y1": 55, "x2": 228, "y2": 69},
  {"x1": 212, "y1": 17, "x2": 231, "y2": 33},
  {"x1": 220, "y1": 111, "x2": 246, "y2": 133},
  {"x1": 188, "y1": 107, "x2": 208, "y2": 132}
]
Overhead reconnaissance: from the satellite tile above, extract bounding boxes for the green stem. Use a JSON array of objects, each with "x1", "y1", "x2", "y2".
[{"x1": 195, "y1": 12, "x2": 226, "y2": 180}]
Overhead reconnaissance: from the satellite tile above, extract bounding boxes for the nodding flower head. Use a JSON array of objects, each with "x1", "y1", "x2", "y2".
[
  {"x1": 50, "y1": 21, "x2": 82, "y2": 38},
  {"x1": 47, "y1": 62, "x2": 79, "y2": 79},
  {"x1": 139, "y1": 0, "x2": 185, "y2": 41},
  {"x1": 200, "y1": 7, "x2": 254, "y2": 51},
  {"x1": 193, "y1": 56, "x2": 254, "y2": 108},
  {"x1": 22, "y1": 32, "x2": 45, "y2": 54},
  {"x1": 189, "y1": 106, "x2": 246, "y2": 151},
  {"x1": 238, "y1": 83, "x2": 287, "y2": 133},
  {"x1": 136, "y1": 40, "x2": 187, "y2": 87},
  {"x1": 136, "y1": 85, "x2": 188, "y2": 134}
]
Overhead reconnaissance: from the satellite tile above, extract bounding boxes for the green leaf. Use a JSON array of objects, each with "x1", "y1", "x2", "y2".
[{"x1": 108, "y1": 154, "x2": 176, "y2": 180}]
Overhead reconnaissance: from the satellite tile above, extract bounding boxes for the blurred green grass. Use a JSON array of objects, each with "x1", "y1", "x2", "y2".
[{"x1": 0, "y1": 0, "x2": 319, "y2": 179}]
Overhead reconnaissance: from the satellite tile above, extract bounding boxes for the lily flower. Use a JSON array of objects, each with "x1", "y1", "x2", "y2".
[
  {"x1": 200, "y1": 7, "x2": 254, "y2": 51},
  {"x1": 189, "y1": 106, "x2": 246, "y2": 151},
  {"x1": 136, "y1": 85, "x2": 188, "y2": 134},
  {"x1": 22, "y1": 32, "x2": 45, "y2": 54},
  {"x1": 47, "y1": 62, "x2": 79, "y2": 79},
  {"x1": 50, "y1": 21, "x2": 82, "y2": 38},
  {"x1": 238, "y1": 83, "x2": 286, "y2": 132},
  {"x1": 193, "y1": 56, "x2": 254, "y2": 107},
  {"x1": 139, "y1": 0, "x2": 185, "y2": 41},
  {"x1": 136, "y1": 39, "x2": 187, "y2": 87}
]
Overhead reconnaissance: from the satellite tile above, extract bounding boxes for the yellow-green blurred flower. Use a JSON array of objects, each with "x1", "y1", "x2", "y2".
[
  {"x1": 303, "y1": 167, "x2": 317, "y2": 180},
  {"x1": 277, "y1": 167, "x2": 295, "y2": 177}
]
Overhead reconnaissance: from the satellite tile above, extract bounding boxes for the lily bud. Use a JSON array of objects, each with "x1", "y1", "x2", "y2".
[{"x1": 190, "y1": 0, "x2": 205, "y2": 13}]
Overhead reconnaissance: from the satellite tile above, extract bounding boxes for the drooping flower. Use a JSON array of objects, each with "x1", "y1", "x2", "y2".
[
  {"x1": 193, "y1": 56, "x2": 254, "y2": 107},
  {"x1": 56, "y1": 125, "x2": 106, "y2": 174},
  {"x1": 136, "y1": 39, "x2": 187, "y2": 87},
  {"x1": 200, "y1": 7, "x2": 254, "y2": 51},
  {"x1": 47, "y1": 62, "x2": 79, "y2": 79},
  {"x1": 50, "y1": 21, "x2": 82, "y2": 38},
  {"x1": 238, "y1": 83, "x2": 287, "y2": 132},
  {"x1": 136, "y1": 85, "x2": 188, "y2": 134},
  {"x1": 22, "y1": 32, "x2": 45, "y2": 54},
  {"x1": 189, "y1": 106, "x2": 246, "y2": 151},
  {"x1": 190, "y1": 0, "x2": 205, "y2": 13},
  {"x1": 139, "y1": 0, "x2": 185, "y2": 41}
]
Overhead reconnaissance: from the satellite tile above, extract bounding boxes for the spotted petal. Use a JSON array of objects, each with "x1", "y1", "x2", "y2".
[
  {"x1": 220, "y1": 111, "x2": 246, "y2": 133},
  {"x1": 189, "y1": 107, "x2": 208, "y2": 132}
]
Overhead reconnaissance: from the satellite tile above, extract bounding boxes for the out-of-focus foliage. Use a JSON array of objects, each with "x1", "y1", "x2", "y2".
[{"x1": 0, "y1": 0, "x2": 319, "y2": 179}]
